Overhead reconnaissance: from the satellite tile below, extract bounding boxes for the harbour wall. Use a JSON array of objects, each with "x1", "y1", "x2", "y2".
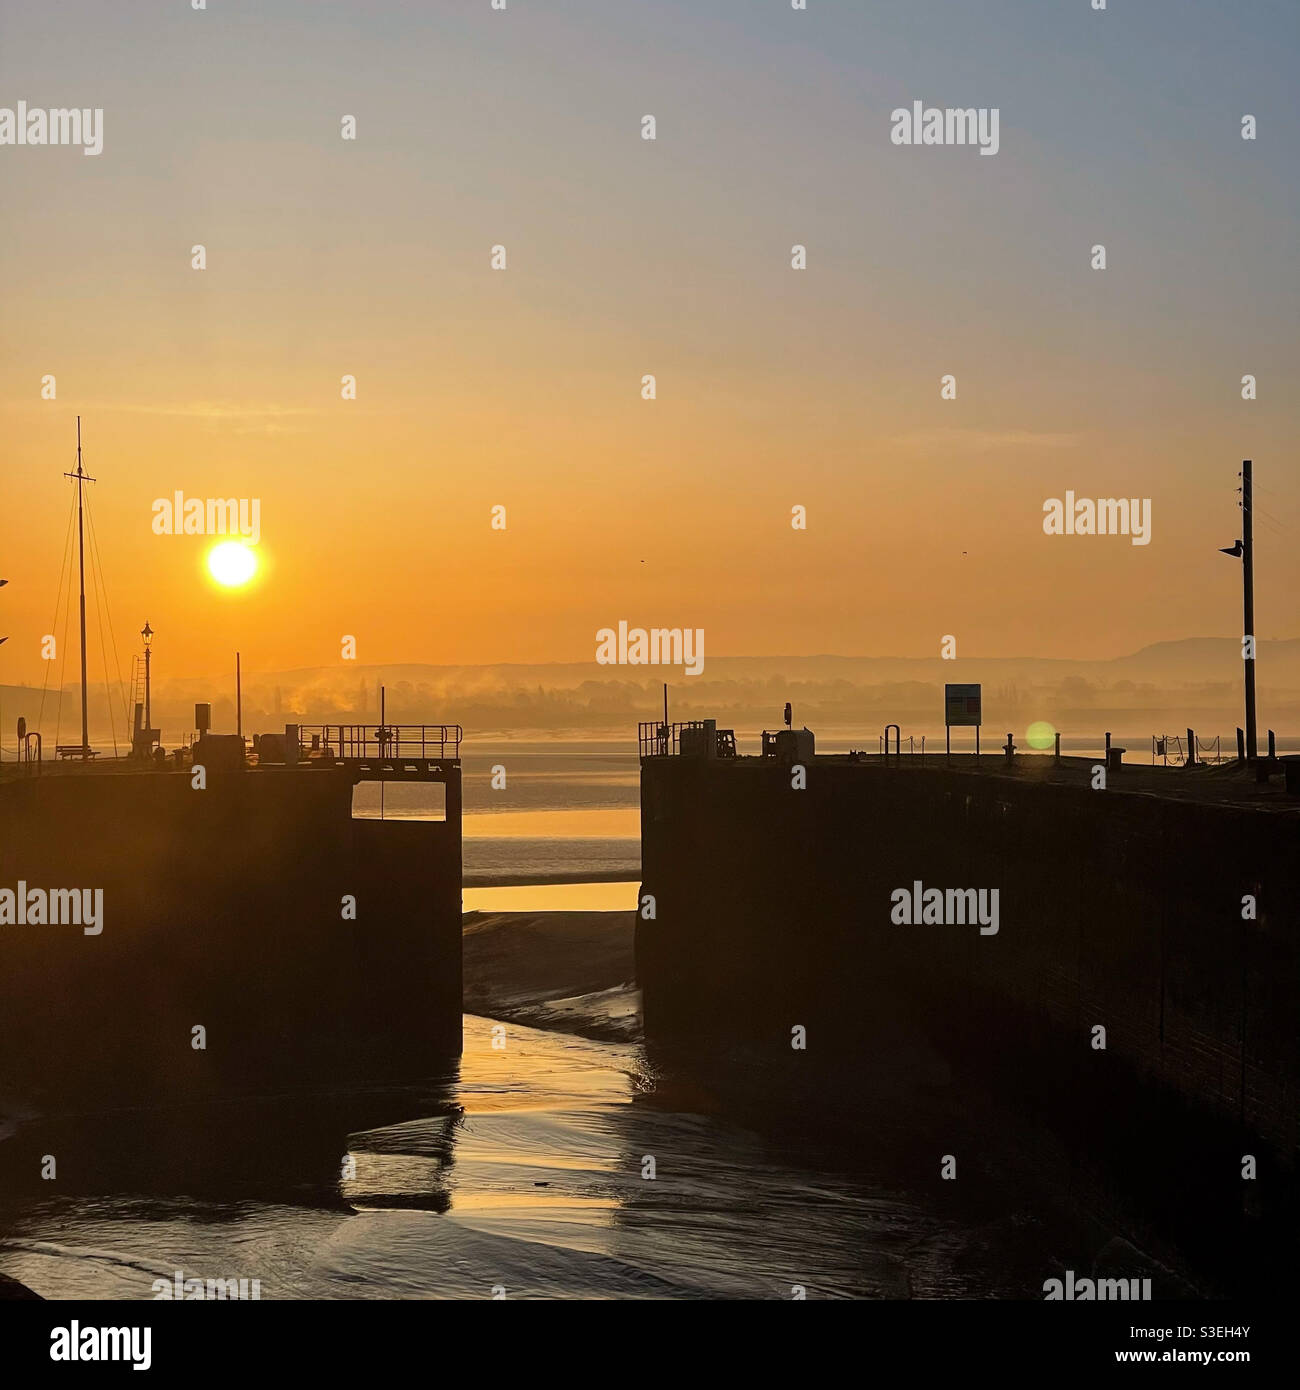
[
  {"x1": 0, "y1": 767, "x2": 462, "y2": 1109},
  {"x1": 637, "y1": 757, "x2": 1300, "y2": 1169}
]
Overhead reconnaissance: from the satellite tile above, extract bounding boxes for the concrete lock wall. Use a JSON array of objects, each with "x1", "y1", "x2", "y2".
[
  {"x1": 637, "y1": 758, "x2": 1300, "y2": 1164},
  {"x1": 0, "y1": 769, "x2": 462, "y2": 1106}
]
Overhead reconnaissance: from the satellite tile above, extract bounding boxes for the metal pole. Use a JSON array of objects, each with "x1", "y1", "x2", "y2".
[
  {"x1": 144, "y1": 643, "x2": 151, "y2": 736},
  {"x1": 76, "y1": 418, "x2": 89, "y2": 758},
  {"x1": 1242, "y1": 460, "x2": 1257, "y2": 759},
  {"x1": 236, "y1": 652, "x2": 242, "y2": 738}
]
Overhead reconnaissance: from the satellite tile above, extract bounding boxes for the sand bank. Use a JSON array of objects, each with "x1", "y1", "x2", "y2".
[{"x1": 462, "y1": 910, "x2": 639, "y2": 1042}]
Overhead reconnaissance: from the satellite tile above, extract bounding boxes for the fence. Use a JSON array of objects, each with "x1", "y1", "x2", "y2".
[{"x1": 298, "y1": 725, "x2": 462, "y2": 762}]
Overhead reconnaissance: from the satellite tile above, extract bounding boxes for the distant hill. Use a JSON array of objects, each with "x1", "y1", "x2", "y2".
[{"x1": 4, "y1": 638, "x2": 1297, "y2": 748}]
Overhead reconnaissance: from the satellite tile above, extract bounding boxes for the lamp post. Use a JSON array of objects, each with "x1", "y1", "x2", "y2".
[
  {"x1": 1, "y1": 579, "x2": 7, "y2": 764},
  {"x1": 1219, "y1": 460, "x2": 1257, "y2": 760},
  {"x1": 141, "y1": 621, "x2": 153, "y2": 741}
]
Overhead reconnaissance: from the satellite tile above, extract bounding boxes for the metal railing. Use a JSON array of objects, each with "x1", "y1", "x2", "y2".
[
  {"x1": 638, "y1": 721, "x2": 713, "y2": 758},
  {"x1": 1152, "y1": 733, "x2": 1227, "y2": 767},
  {"x1": 298, "y1": 724, "x2": 462, "y2": 762},
  {"x1": 878, "y1": 729, "x2": 926, "y2": 760}
]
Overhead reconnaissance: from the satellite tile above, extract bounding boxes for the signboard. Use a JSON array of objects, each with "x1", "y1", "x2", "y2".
[{"x1": 945, "y1": 683, "x2": 982, "y2": 727}]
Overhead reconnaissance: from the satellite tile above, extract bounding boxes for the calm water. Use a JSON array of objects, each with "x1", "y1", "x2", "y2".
[
  {"x1": 464, "y1": 881, "x2": 639, "y2": 911},
  {"x1": 461, "y1": 741, "x2": 640, "y2": 889},
  {"x1": 0, "y1": 1015, "x2": 1157, "y2": 1300},
  {"x1": 350, "y1": 740, "x2": 642, "y2": 894}
]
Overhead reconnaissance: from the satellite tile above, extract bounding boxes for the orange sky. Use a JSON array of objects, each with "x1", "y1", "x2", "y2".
[{"x1": 2, "y1": 1, "x2": 1297, "y2": 683}]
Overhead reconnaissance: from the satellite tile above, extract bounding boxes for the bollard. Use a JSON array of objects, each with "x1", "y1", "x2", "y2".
[
  {"x1": 1054, "y1": 731, "x2": 1061, "y2": 766},
  {"x1": 1284, "y1": 757, "x2": 1300, "y2": 797},
  {"x1": 1237, "y1": 728, "x2": 1246, "y2": 761},
  {"x1": 1004, "y1": 733, "x2": 1015, "y2": 762}
]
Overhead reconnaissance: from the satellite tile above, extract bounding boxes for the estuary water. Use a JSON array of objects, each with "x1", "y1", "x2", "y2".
[{"x1": 0, "y1": 1014, "x2": 1175, "y2": 1300}]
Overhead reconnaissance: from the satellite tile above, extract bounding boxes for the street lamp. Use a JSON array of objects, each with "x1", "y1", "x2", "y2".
[
  {"x1": 141, "y1": 622, "x2": 153, "y2": 743},
  {"x1": 1219, "y1": 461, "x2": 1256, "y2": 760}
]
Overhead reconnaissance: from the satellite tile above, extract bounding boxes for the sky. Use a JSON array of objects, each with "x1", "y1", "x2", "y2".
[{"x1": 2, "y1": 0, "x2": 1298, "y2": 684}]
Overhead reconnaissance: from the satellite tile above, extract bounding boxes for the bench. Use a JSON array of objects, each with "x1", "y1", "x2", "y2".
[{"x1": 55, "y1": 745, "x2": 99, "y2": 760}]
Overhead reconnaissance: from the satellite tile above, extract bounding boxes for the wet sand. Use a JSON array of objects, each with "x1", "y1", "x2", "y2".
[{"x1": 463, "y1": 909, "x2": 639, "y2": 1042}]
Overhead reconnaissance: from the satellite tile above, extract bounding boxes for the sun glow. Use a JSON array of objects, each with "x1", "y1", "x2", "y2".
[{"x1": 207, "y1": 541, "x2": 258, "y2": 588}]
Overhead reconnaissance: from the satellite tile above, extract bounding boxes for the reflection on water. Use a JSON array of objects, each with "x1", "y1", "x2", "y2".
[
  {"x1": 0, "y1": 1015, "x2": 1189, "y2": 1300},
  {"x1": 464, "y1": 882, "x2": 639, "y2": 912},
  {"x1": 463, "y1": 809, "x2": 639, "y2": 839}
]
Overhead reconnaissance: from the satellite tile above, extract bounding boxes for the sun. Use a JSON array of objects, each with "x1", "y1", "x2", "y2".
[{"x1": 207, "y1": 541, "x2": 258, "y2": 588}]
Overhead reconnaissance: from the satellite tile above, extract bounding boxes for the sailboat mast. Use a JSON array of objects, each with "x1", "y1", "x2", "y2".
[
  {"x1": 63, "y1": 416, "x2": 95, "y2": 759},
  {"x1": 77, "y1": 418, "x2": 89, "y2": 757}
]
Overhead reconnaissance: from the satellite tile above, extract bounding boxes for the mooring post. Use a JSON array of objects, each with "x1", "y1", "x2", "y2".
[
  {"x1": 1187, "y1": 727, "x2": 1196, "y2": 768},
  {"x1": 1237, "y1": 727, "x2": 1246, "y2": 761},
  {"x1": 1268, "y1": 729, "x2": 1276, "y2": 759},
  {"x1": 1054, "y1": 731, "x2": 1061, "y2": 766}
]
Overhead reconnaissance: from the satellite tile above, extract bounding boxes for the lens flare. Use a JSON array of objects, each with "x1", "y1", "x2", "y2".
[
  {"x1": 207, "y1": 541, "x2": 257, "y2": 588},
  {"x1": 1026, "y1": 720, "x2": 1056, "y2": 750}
]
